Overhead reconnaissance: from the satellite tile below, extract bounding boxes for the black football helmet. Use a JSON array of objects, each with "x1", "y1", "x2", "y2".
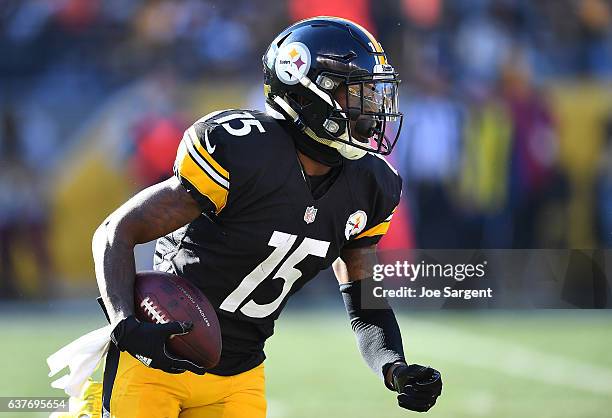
[{"x1": 263, "y1": 16, "x2": 403, "y2": 161}]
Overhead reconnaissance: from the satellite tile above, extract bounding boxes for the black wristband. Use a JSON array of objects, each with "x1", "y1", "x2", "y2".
[{"x1": 383, "y1": 362, "x2": 401, "y2": 391}]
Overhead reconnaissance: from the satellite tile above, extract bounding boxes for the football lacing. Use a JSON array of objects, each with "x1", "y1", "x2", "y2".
[{"x1": 140, "y1": 296, "x2": 169, "y2": 324}]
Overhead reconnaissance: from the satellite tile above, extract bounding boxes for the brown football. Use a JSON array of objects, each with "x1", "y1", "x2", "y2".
[{"x1": 133, "y1": 271, "x2": 221, "y2": 369}]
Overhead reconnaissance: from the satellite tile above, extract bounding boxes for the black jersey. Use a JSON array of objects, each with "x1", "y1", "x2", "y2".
[{"x1": 154, "y1": 109, "x2": 401, "y2": 375}]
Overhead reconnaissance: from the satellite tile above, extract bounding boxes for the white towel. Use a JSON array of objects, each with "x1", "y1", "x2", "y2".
[{"x1": 47, "y1": 325, "x2": 113, "y2": 397}]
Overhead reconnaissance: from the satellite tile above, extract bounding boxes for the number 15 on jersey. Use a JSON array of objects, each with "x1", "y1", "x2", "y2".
[{"x1": 220, "y1": 231, "x2": 330, "y2": 318}]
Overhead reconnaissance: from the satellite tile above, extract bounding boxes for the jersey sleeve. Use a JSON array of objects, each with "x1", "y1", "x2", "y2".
[
  {"x1": 350, "y1": 205, "x2": 398, "y2": 247},
  {"x1": 344, "y1": 159, "x2": 402, "y2": 249},
  {"x1": 173, "y1": 119, "x2": 231, "y2": 215}
]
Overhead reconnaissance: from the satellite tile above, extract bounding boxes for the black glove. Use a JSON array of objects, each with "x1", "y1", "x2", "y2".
[
  {"x1": 111, "y1": 315, "x2": 206, "y2": 375},
  {"x1": 389, "y1": 364, "x2": 442, "y2": 412}
]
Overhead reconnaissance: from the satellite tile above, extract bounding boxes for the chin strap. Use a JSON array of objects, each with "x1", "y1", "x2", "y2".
[
  {"x1": 269, "y1": 97, "x2": 342, "y2": 166},
  {"x1": 271, "y1": 95, "x2": 367, "y2": 160}
]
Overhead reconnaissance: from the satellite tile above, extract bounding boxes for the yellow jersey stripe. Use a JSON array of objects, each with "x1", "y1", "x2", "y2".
[
  {"x1": 176, "y1": 144, "x2": 228, "y2": 213},
  {"x1": 187, "y1": 126, "x2": 230, "y2": 181},
  {"x1": 183, "y1": 138, "x2": 229, "y2": 189},
  {"x1": 355, "y1": 220, "x2": 391, "y2": 239}
]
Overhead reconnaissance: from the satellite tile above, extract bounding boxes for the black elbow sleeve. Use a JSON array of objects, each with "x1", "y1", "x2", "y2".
[{"x1": 340, "y1": 280, "x2": 405, "y2": 381}]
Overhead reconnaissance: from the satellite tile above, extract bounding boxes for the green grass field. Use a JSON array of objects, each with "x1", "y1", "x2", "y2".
[{"x1": 1, "y1": 308, "x2": 611, "y2": 418}]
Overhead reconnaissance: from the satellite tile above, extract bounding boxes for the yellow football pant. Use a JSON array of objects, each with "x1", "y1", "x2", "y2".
[
  {"x1": 109, "y1": 352, "x2": 266, "y2": 418},
  {"x1": 58, "y1": 351, "x2": 266, "y2": 418}
]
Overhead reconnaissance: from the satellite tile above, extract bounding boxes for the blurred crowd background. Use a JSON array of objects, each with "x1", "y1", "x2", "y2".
[{"x1": 1, "y1": 0, "x2": 612, "y2": 299}]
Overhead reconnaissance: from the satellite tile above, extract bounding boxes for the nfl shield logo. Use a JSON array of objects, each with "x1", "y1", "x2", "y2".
[{"x1": 304, "y1": 206, "x2": 317, "y2": 224}]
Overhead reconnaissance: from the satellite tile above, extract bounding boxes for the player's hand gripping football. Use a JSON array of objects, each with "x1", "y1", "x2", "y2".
[
  {"x1": 111, "y1": 315, "x2": 206, "y2": 375},
  {"x1": 390, "y1": 364, "x2": 442, "y2": 412}
]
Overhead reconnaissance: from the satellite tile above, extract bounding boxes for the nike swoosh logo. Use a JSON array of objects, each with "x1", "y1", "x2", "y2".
[{"x1": 203, "y1": 130, "x2": 216, "y2": 154}]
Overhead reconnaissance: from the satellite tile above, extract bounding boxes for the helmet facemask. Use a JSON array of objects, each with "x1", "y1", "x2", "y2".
[
  {"x1": 326, "y1": 74, "x2": 403, "y2": 157},
  {"x1": 271, "y1": 70, "x2": 402, "y2": 160}
]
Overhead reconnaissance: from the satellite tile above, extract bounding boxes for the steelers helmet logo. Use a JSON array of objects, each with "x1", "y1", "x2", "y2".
[
  {"x1": 345, "y1": 210, "x2": 368, "y2": 240},
  {"x1": 275, "y1": 42, "x2": 311, "y2": 85}
]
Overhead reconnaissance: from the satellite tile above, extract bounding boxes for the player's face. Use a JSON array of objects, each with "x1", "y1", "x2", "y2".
[
  {"x1": 333, "y1": 85, "x2": 370, "y2": 143},
  {"x1": 333, "y1": 82, "x2": 399, "y2": 144}
]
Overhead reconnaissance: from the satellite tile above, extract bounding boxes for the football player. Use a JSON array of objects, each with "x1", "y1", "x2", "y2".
[{"x1": 93, "y1": 17, "x2": 442, "y2": 418}]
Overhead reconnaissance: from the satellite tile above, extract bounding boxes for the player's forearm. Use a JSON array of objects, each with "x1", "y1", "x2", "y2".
[
  {"x1": 91, "y1": 179, "x2": 202, "y2": 327},
  {"x1": 340, "y1": 280, "x2": 405, "y2": 383},
  {"x1": 92, "y1": 219, "x2": 137, "y2": 327}
]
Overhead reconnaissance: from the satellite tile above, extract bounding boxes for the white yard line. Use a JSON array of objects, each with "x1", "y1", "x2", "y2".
[{"x1": 404, "y1": 320, "x2": 612, "y2": 396}]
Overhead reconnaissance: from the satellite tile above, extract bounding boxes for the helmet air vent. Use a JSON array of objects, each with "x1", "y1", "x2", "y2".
[
  {"x1": 323, "y1": 119, "x2": 340, "y2": 134},
  {"x1": 319, "y1": 52, "x2": 357, "y2": 63}
]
